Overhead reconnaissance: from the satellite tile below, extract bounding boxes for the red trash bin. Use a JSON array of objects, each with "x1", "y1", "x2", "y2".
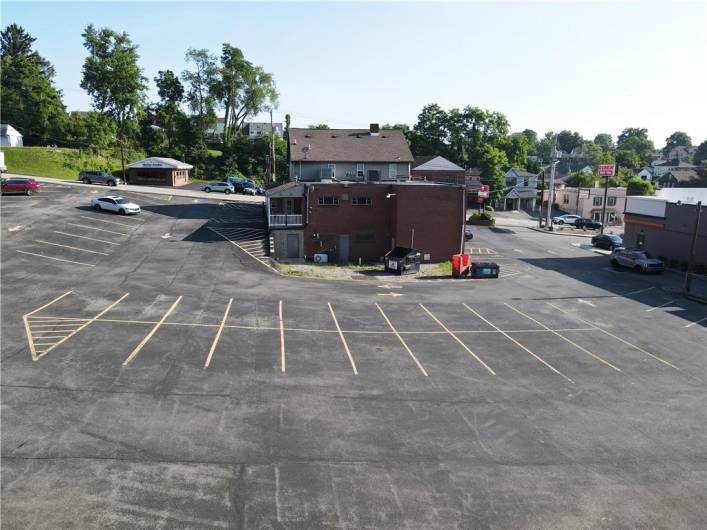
[{"x1": 452, "y1": 253, "x2": 471, "y2": 277}]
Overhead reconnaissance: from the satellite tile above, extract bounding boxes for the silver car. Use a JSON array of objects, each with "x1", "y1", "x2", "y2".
[
  {"x1": 610, "y1": 248, "x2": 664, "y2": 273},
  {"x1": 552, "y1": 214, "x2": 581, "y2": 225},
  {"x1": 90, "y1": 196, "x2": 140, "y2": 215},
  {"x1": 202, "y1": 182, "x2": 234, "y2": 194}
]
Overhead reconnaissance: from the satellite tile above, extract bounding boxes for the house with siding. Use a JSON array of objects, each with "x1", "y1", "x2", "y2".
[
  {"x1": 410, "y1": 155, "x2": 466, "y2": 185},
  {"x1": 500, "y1": 168, "x2": 538, "y2": 211}
]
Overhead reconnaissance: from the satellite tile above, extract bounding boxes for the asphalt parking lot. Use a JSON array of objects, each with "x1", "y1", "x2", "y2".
[{"x1": 2, "y1": 185, "x2": 706, "y2": 528}]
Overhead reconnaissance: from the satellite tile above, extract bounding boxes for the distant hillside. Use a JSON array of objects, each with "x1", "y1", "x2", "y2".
[{"x1": 2, "y1": 146, "x2": 145, "y2": 179}]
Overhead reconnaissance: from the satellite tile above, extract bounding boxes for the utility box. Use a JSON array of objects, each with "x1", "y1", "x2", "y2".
[
  {"x1": 385, "y1": 247, "x2": 421, "y2": 275},
  {"x1": 471, "y1": 262, "x2": 499, "y2": 279}
]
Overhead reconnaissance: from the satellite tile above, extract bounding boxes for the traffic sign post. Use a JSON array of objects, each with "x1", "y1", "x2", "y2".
[{"x1": 598, "y1": 165, "x2": 615, "y2": 234}]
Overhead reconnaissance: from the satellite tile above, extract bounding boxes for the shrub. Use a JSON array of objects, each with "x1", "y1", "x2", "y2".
[
  {"x1": 484, "y1": 205, "x2": 494, "y2": 212},
  {"x1": 469, "y1": 212, "x2": 495, "y2": 222}
]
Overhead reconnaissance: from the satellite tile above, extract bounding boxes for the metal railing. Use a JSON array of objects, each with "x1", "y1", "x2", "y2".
[{"x1": 269, "y1": 214, "x2": 303, "y2": 226}]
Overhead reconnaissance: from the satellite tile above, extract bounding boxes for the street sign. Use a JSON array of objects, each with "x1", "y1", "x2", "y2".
[
  {"x1": 598, "y1": 164, "x2": 616, "y2": 177},
  {"x1": 477, "y1": 184, "x2": 490, "y2": 199}
]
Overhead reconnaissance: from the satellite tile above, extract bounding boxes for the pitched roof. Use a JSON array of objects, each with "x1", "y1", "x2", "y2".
[
  {"x1": 507, "y1": 168, "x2": 537, "y2": 178},
  {"x1": 655, "y1": 158, "x2": 696, "y2": 168},
  {"x1": 289, "y1": 128, "x2": 414, "y2": 163},
  {"x1": 0, "y1": 124, "x2": 21, "y2": 136},
  {"x1": 660, "y1": 168, "x2": 700, "y2": 183},
  {"x1": 127, "y1": 157, "x2": 193, "y2": 169},
  {"x1": 411, "y1": 155, "x2": 465, "y2": 172}
]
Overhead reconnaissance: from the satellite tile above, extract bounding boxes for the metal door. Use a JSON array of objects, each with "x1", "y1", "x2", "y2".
[
  {"x1": 338, "y1": 234, "x2": 349, "y2": 263},
  {"x1": 286, "y1": 234, "x2": 300, "y2": 258}
]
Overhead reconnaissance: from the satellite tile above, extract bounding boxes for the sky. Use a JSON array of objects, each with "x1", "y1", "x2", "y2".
[{"x1": 4, "y1": 1, "x2": 707, "y2": 147}]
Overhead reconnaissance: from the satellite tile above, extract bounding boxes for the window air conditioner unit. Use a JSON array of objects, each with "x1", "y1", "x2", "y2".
[
  {"x1": 320, "y1": 167, "x2": 335, "y2": 180},
  {"x1": 314, "y1": 253, "x2": 328, "y2": 263}
]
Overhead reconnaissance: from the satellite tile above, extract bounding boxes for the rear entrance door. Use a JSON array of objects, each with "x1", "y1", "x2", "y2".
[{"x1": 338, "y1": 234, "x2": 349, "y2": 263}]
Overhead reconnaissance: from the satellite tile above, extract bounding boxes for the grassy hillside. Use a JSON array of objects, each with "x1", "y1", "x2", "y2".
[{"x1": 2, "y1": 146, "x2": 145, "y2": 180}]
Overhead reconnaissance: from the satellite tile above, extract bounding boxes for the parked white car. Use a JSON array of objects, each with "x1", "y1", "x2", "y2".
[
  {"x1": 90, "y1": 196, "x2": 141, "y2": 215},
  {"x1": 202, "y1": 182, "x2": 234, "y2": 194},
  {"x1": 552, "y1": 214, "x2": 581, "y2": 225}
]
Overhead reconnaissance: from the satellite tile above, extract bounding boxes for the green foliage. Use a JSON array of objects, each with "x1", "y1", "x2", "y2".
[
  {"x1": 663, "y1": 131, "x2": 692, "y2": 157},
  {"x1": 556, "y1": 130, "x2": 584, "y2": 153},
  {"x1": 615, "y1": 149, "x2": 641, "y2": 169},
  {"x1": 468, "y1": 211, "x2": 495, "y2": 222},
  {"x1": 593, "y1": 133, "x2": 615, "y2": 151},
  {"x1": 536, "y1": 132, "x2": 556, "y2": 163},
  {"x1": 215, "y1": 43, "x2": 278, "y2": 145},
  {"x1": 693, "y1": 140, "x2": 707, "y2": 166},
  {"x1": 579, "y1": 140, "x2": 604, "y2": 166},
  {"x1": 308, "y1": 123, "x2": 330, "y2": 129},
  {"x1": 477, "y1": 144, "x2": 508, "y2": 203},
  {"x1": 3, "y1": 146, "x2": 144, "y2": 179},
  {"x1": 65, "y1": 111, "x2": 116, "y2": 148},
  {"x1": 521, "y1": 129, "x2": 538, "y2": 153},
  {"x1": 1, "y1": 24, "x2": 65, "y2": 145},
  {"x1": 626, "y1": 177, "x2": 654, "y2": 196},
  {"x1": 565, "y1": 171, "x2": 596, "y2": 187},
  {"x1": 181, "y1": 47, "x2": 218, "y2": 141},
  {"x1": 504, "y1": 133, "x2": 529, "y2": 169},
  {"x1": 617, "y1": 127, "x2": 655, "y2": 165}
]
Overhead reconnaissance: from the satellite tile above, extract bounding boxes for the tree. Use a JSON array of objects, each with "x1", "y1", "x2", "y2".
[
  {"x1": 284, "y1": 113, "x2": 291, "y2": 141},
  {"x1": 693, "y1": 140, "x2": 707, "y2": 166},
  {"x1": 521, "y1": 129, "x2": 538, "y2": 154},
  {"x1": 617, "y1": 127, "x2": 655, "y2": 164},
  {"x1": 308, "y1": 123, "x2": 330, "y2": 129},
  {"x1": 81, "y1": 24, "x2": 147, "y2": 177},
  {"x1": 565, "y1": 171, "x2": 595, "y2": 187},
  {"x1": 504, "y1": 133, "x2": 529, "y2": 169},
  {"x1": 663, "y1": 131, "x2": 692, "y2": 157},
  {"x1": 536, "y1": 132, "x2": 556, "y2": 163},
  {"x1": 181, "y1": 47, "x2": 219, "y2": 143},
  {"x1": 594, "y1": 133, "x2": 615, "y2": 151},
  {"x1": 154, "y1": 70, "x2": 185, "y2": 152},
  {"x1": 579, "y1": 140, "x2": 604, "y2": 167},
  {"x1": 1, "y1": 24, "x2": 65, "y2": 145},
  {"x1": 65, "y1": 111, "x2": 116, "y2": 149},
  {"x1": 556, "y1": 130, "x2": 584, "y2": 154},
  {"x1": 626, "y1": 178, "x2": 654, "y2": 196},
  {"x1": 214, "y1": 44, "x2": 278, "y2": 145},
  {"x1": 408, "y1": 103, "x2": 449, "y2": 158},
  {"x1": 615, "y1": 149, "x2": 641, "y2": 169},
  {"x1": 477, "y1": 144, "x2": 508, "y2": 203}
]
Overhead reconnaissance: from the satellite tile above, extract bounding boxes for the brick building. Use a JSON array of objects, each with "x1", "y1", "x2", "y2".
[
  {"x1": 126, "y1": 157, "x2": 192, "y2": 187},
  {"x1": 267, "y1": 181, "x2": 466, "y2": 263}
]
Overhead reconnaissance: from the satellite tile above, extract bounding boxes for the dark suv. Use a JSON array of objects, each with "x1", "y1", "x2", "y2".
[
  {"x1": 79, "y1": 170, "x2": 120, "y2": 186},
  {"x1": 575, "y1": 218, "x2": 602, "y2": 230}
]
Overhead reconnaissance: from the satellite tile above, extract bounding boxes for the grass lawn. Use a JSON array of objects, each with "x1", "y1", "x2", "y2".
[{"x1": 3, "y1": 146, "x2": 143, "y2": 180}]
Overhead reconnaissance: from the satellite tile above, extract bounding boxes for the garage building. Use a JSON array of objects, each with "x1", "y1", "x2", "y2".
[{"x1": 126, "y1": 157, "x2": 193, "y2": 187}]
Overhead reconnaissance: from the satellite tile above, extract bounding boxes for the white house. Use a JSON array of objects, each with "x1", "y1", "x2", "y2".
[
  {"x1": 0, "y1": 124, "x2": 23, "y2": 147},
  {"x1": 501, "y1": 168, "x2": 538, "y2": 211},
  {"x1": 635, "y1": 167, "x2": 654, "y2": 181}
]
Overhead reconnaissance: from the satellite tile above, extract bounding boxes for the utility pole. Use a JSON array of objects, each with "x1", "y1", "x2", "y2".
[
  {"x1": 545, "y1": 161, "x2": 557, "y2": 229},
  {"x1": 599, "y1": 176, "x2": 610, "y2": 234},
  {"x1": 270, "y1": 108, "x2": 276, "y2": 183},
  {"x1": 538, "y1": 169, "x2": 546, "y2": 228},
  {"x1": 684, "y1": 201, "x2": 703, "y2": 293}
]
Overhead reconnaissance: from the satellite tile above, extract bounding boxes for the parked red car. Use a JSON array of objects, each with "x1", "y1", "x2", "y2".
[{"x1": 1, "y1": 177, "x2": 41, "y2": 195}]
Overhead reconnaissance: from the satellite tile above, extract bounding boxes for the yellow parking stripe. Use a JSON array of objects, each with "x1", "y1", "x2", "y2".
[
  {"x1": 376, "y1": 304, "x2": 428, "y2": 376},
  {"x1": 204, "y1": 298, "x2": 233, "y2": 368},
  {"x1": 462, "y1": 304, "x2": 572, "y2": 382},
  {"x1": 36, "y1": 293, "x2": 130, "y2": 360},
  {"x1": 16, "y1": 250, "x2": 93, "y2": 267},
  {"x1": 34, "y1": 240, "x2": 110, "y2": 255},
  {"x1": 419, "y1": 304, "x2": 496, "y2": 375},
  {"x1": 22, "y1": 291, "x2": 73, "y2": 361},
  {"x1": 328, "y1": 303, "x2": 358, "y2": 375},
  {"x1": 504, "y1": 303, "x2": 621, "y2": 372},
  {"x1": 123, "y1": 296, "x2": 182, "y2": 366}
]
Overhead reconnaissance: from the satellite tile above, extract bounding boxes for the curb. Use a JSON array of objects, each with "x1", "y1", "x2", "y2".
[
  {"x1": 527, "y1": 226, "x2": 597, "y2": 238},
  {"x1": 10, "y1": 174, "x2": 265, "y2": 205}
]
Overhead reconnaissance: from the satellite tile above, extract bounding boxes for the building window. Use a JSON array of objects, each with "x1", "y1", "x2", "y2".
[
  {"x1": 447, "y1": 176, "x2": 456, "y2": 184},
  {"x1": 355, "y1": 232, "x2": 375, "y2": 242},
  {"x1": 352, "y1": 196, "x2": 372, "y2": 206},
  {"x1": 607, "y1": 196, "x2": 616, "y2": 206},
  {"x1": 593, "y1": 196, "x2": 602, "y2": 206},
  {"x1": 367, "y1": 169, "x2": 381, "y2": 181},
  {"x1": 389, "y1": 164, "x2": 397, "y2": 179},
  {"x1": 356, "y1": 163, "x2": 365, "y2": 177},
  {"x1": 318, "y1": 196, "x2": 339, "y2": 206},
  {"x1": 563, "y1": 194, "x2": 569, "y2": 204}
]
